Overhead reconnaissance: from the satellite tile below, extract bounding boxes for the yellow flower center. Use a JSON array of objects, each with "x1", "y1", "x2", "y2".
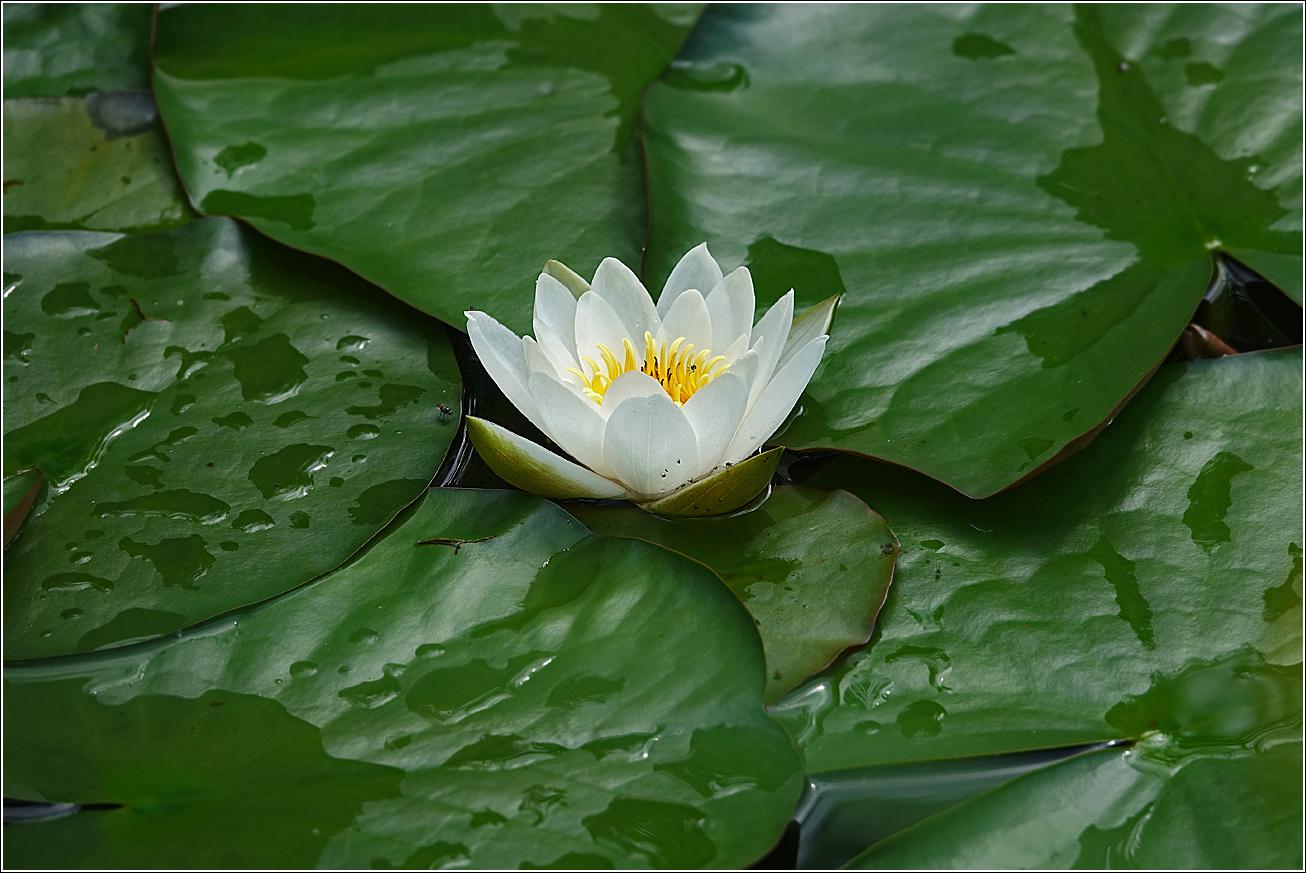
[{"x1": 568, "y1": 331, "x2": 729, "y2": 406}]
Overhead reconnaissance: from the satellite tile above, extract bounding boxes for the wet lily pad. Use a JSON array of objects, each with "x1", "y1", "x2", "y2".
[
  {"x1": 642, "y1": 3, "x2": 1302, "y2": 496},
  {"x1": 3, "y1": 218, "x2": 460, "y2": 658},
  {"x1": 2, "y1": 3, "x2": 153, "y2": 98},
  {"x1": 850, "y1": 733, "x2": 1302, "y2": 869},
  {"x1": 3, "y1": 488, "x2": 802, "y2": 869},
  {"x1": 152, "y1": 3, "x2": 700, "y2": 334},
  {"x1": 570, "y1": 486, "x2": 899, "y2": 703},
  {"x1": 3, "y1": 95, "x2": 197, "y2": 235},
  {"x1": 4, "y1": 467, "x2": 43, "y2": 548},
  {"x1": 769, "y1": 348, "x2": 1302, "y2": 771}
]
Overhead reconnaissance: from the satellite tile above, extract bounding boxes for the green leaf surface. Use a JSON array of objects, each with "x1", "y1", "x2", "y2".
[
  {"x1": 3, "y1": 488, "x2": 802, "y2": 869},
  {"x1": 642, "y1": 3, "x2": 1302, "y2": 496},
  {"x1": 849, "y1": 738, "x2": 1302, "y2": 869},
  {"x1": 1090, "y1": 3, "x2": 1304, "y2": 304},
  {"x1": 570, "y1": 486, "x2": 898, "y2": 704},
  {"x1": 2, "y1": 2, "x2": 153, "y2": 98},
  {"x1": 3, "y1": 218, "x2": 460, "y2": 659},
  {"x1": 4, "y1": 467, "x2": 43, "y2": 548},
  {"x1": 152, "y1": 3, "x2": 699, "y2": 335},
  {"x1": 768, "y1": 348, "x2": 1303, "y2": 772},
  {"x1": 789, "y1": 745, "x2": 1100, "y2": 870},
  {"x1": 3, "y1": 95, "x2": 198, "y2": 235}
]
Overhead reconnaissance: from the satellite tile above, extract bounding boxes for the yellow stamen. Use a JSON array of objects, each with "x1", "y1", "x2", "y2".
[
  {"x1": 574, "y1": 331, "x2": 732, "y2": 407},
  {"x1": 599, "y1": 344, "x2": 620, "y2": 380}
]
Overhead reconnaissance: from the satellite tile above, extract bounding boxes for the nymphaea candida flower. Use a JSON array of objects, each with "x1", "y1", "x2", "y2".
[{"x1": 465, "y1": 244, "x2": 836, "y2": 516}]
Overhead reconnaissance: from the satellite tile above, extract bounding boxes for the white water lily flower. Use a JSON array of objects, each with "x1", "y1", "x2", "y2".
[{"x1": 465, "y1": 243, "x2": 836, "y2": 516}]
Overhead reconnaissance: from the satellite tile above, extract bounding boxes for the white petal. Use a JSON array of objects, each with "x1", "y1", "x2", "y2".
[
  {"x1": 655, "y1": 288, "x2": 713, "y2": 353},
  {"x1": 525, "y1": 335, "x2": 588, "y2": 395},
  {"x1": 658, "y1": 242, "x2": 723, "y2": 319},
  {"x1": 680, "y1": 371, "x2": 748, "y2": 478},
  {"x1": 600, "y1": 370, "x2": 666, "y2": 417},
  {"x1": 590, "y1": 257, "x2": 659, "y2": 344},
  {"x1": 747, "y1": 290, "x2": 794, "y2": 408},
  {"x1": 725, "y1": 346, "x2": 763, "y2": 399},
  {"x1": 468, "y1": 417, "x2": 625, "y2": 499},
  {"x1": 779, "y1": 294, "x2": 838, "y2": 372},
  {"x1": 528, "y1": 372, "x2": 612, "y2": 477},
  {"x1": 522, "y1": 336, "x2": 555, "y2": 378},
  {"x1": 535, "y1": 324, "x2": 581, "y2": 382},
  {"x1": 602, "y1": 393, "x2": 699, "y2": 500},
  {"x1": 574, "y1": 291, "x2": 631, "y2": 373},
  {"x1": 724, "y1": 336, "x2": 827, "y2": 465},
  {"x1": 543, "y1": 259, "x2": 589, "y2": 298},
  {"x1": 731, "y1": 338, "x2": 769, "y2": 416},
  {"x1": 533, "y1": 273, "x2": 578, "y2": 356},
  {"x1": 705, "y1": 267, "x2": 755, "y2": 352},
  {"x1": 467, "y1": 311, "x2": 542, "y2": 427},
  {"x1": 720, "y1": 334, "x2": 750, "y2": 367}
]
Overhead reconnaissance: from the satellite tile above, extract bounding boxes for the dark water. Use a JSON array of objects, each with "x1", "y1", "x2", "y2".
[{"x1": 1194, "y1": 254, "x2": 1302, "y2": 352}]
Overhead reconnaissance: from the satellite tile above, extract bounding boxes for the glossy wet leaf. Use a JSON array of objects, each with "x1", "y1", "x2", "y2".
[
  {"x1": 642, "y1": 3, "x2": 1302, "y2": 496},
  {"x1": 850, "y1": 736, "x2": 1302, "y2": 869},
  {"x1": 570, "y1": 486, "x2": 898, "y2": 703},
  {"x1": 152, "y1": 3, "x2": 699, "y2": 335},
  {"x1": 4, "y1": 468, "x2": 43, "y2": 548},
  {"x1": 2, "y1": 218, "x2": 460, "y2": 658},
  {"x1": 769, "y1": 348, "x2": 1302, "y2": 772},
  {"x1": 2, "y1": 3, "x2": 153, "y2": 98},
  {"x1": 3, "y1": 488, "x2": 802, "y2": 869},
  {"x1": 1088, "y1": 4, "x2": 1304, "y2": 305},
  {"x1": 3, "y1": 95, "x2": 197, "y2": 235},
  {"x1": 791, "y1": 745, "x2": 1107, "y2": 870}
]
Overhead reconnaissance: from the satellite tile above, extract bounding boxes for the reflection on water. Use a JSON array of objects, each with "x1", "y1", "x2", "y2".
[{"x1": 753, "y1": 742, "x2": 1119, "y2": 870}]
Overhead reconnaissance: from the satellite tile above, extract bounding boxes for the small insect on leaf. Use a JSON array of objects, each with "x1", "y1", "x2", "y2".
[{"x1": 436, "y1": 403, "x2": 453, "y2": 416}]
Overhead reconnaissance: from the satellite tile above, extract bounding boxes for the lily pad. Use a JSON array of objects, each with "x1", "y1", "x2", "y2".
[
  {"x1": 641, "y1": 3, "x2": 1302, "y2": 496},
  {"x1": 1088, "y1": 3, "x2": 1304, "y2": 304},
  {"x1": 3, "y1": 488, "x2": 803, "y2": 869},
  {"x1": 2, "y1": 3, "x2": 153, "y2": 98},
  {"x1": 787, "y1": 744, "x2": 1105, "y2": 870},
  {"x1": 570, "y1": 486, "x2": 898, "y2": 703},
  {"x1": 4, "y1": 468, "x2": 43, "y2": 548},
  {"x1": 152, "y1": 3, "x2": 700, "y2": 334},
  {"x1": 3, "y1": 95, "x2": 197, "y2": 235},
  {"x1": 768, "y1": 348, "x2": 1302, "y2": 772},
  {"x1": 850, "y1": 735, "x2": 1302, "y2": 869},
  {"x1": 3, "y1": 218, "x2": 460, "y2": 658}
]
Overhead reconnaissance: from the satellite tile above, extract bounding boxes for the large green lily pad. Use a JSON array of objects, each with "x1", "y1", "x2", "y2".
[
  {"x1": 3, "y1": 488, "x2": 803, "y2": 869},
  {"x1": 788, "y1": 745, "x2": 1103, "y2": 870},
  {"x1": 769, "y1": 348, "x2": 1302, "y2": 772},
  {"x1": 570, "y1": 486, "x2": 899, "y2": 704},
  {"x1": 3, "y1": 219, "x2": 460, "y2": 659},
  {"x1": 851, "y1": 734, "x2": 1302, "y2": 869},
  {"x1": 152, "y1": 3, "x2": 700, "y2": 335},
  {"x1": 2, "y1": 3, "x2": 153, "y2": 98},
  {"x1": 642, "y1": 3, "x2": 1302, "y2": 496},
  {"x1": 1088, "y1": 3, "x2": 1304, "y2": 304},
  {"x1": 4, "y1": 467, "x2": 43, "y2": 548},
  {"x1": 3, "y1": 95, "x2": 197, "y2": 235}
]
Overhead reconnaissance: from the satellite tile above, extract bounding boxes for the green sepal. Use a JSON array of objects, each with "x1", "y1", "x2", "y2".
[
  {"x1": 465, "y1": 416, "x2": 621, "y2": 500},
  {"x1": 543, "y1": 259, "x2": 590, "y2": 299},
  {"x1": 642, "y1": 447, "x2": 782, "y2": 517},
  {"x1": 4, "y1": 468, "x2": 44, "y2": 548}
]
